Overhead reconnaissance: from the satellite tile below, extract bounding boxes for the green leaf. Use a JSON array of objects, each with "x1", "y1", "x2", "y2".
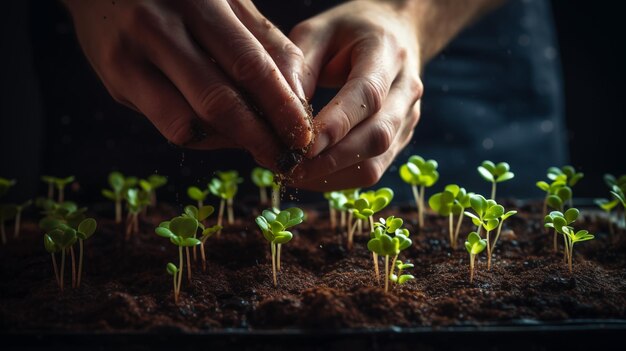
[
  {"x1": 501, "y1": 210, "x2": 517, "y2": 220},
  {"x1": 273, "y1": 231, "x2": 293, "y2": 244},
  {"x1": 546, "y1": 195, "x2": 563, "y2": 210},
  {"x1": 255, "y1": 216, "x2": 269, "y2": 233},
  {"x1": 198, "y1": 205, "x2": 215, "y2": 221},
  {"x1": 478, "y1": 166, "x2": 494, "y2": 182},
  {"x1": 166, "y1": 263, "x2": 178, "y2": 275},
  {"x1": 101, "y1": 189, "x2": 117, "y2": 200},
  {"x1": 398, "y1": 275, "x2": 415, "y2": 285},
  {"x1": 481, "y1": 160, "x2": 496, "y2": 173},
  {"x1": 184, "y1": 205, "x2": 199, "y2": 219},
  {"x1": 139, "y1": 179, "x2": 152, "y2": 192},
  {"x1": 44, "y1": 234, "x2": 58, "y2": 253},
  {"x1": 168, "y1": 217, "x2": 198, "y2": 238},
  {"x1": 367, "y1": 237, "x2": 383, "y2": 255},
  {"x1": 465, "y1": 232, "x2": 487, "y2": 255},
  {"x1": 187, "y1": 186, "x2": 207, "y2": 201},
  {"x1": 485, "y1": 205, "x2": 504, "y2": 220},
  {"x1": 181, "y1": 237, "x2": 201, "y2": 247},
  {"x1": 556, "y1": 187, "x2": 572, "y2": 202},
  {"x1": 484, "y1": 219, "x2": 500, "y2": 232},
  {"x1": 496, "y1": 171, "x2": 515, "y2": 183},
  {"x1": 494, "y1": 162, "x2": 510, "y2": 176},
  {"x1": 536, "y1": 181, "x2": 550, "y2": 192},
  {"x1": 48, "y1": 227, "x2": 77, "y2": 249},
  {"x1": 564, "y1": 208, "x2": 580, "y2": 223},
  {"x1": 155, "y1": 227, "x2": 175, "y2": 238},
  {"x1": 77, "y1": 218, "x2": 97, "y2": 239}
]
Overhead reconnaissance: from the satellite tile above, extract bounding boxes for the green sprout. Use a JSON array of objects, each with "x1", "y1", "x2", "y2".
[
  {"x1": 181, "y1": 205, "x2": 221, "y2": 271},
  {"x1": 255, "y1": 207, "x2": 304, "y2": 287},
  {"x1": 209, "y1": 170, "x2": 243, "y2": 227},
  {"x1": 477, "y1": 161, "x2": 514, "y2": 200},
  {"x1": 537, "y1": 175, "x2": 571, "y2": 218},
  {"x1": 561, "y1": 226, "x2": 594, "y2": 274},
  {"x1": 465, "y1": 232, "x2": 487, "y2": 283},
  {"x1": 13, "y1": 200, "x2": 32, "y2": 238},
  {"x1": 324, "y1": 191, "x2": 348, "y2": 231},
  {"x1": 344, "y1": 188, "x2": 394, "y2": 250},
  {"x1": 339, "y1": 188, "x2": 361, "y2": 234},
  {"x1": 125, "y1": 188, "x2": 150, "y2": 239},
  {"x1": 0, "y1": 204, "x2": 16, "y2": 245},
  {"x1": 596, "y1": 174, "x2": 626, "y2": 234},
  {"x1": 139, "y1": 174, "x2": 168, "y2": 206},
  {"x1": 187, "y1": 185, "x2": 209, "y2": 209},
  {"x1": 544, "y1": 208, "x2": 580, "y2": 257},
  {"x1": 368, "y1": 215, "x2": 412, "y2": 292},
  {"x1": 389, "y1": 260, "x2": 415, "y2": 289},
  {"x1": 155, "y1": 216, "x2": 202, "y2": 303},
  {"x1": 399, "y1": 155, "x2": 439, "y2": 228},
  {"x1": 102, "y1": 172, "x2": 137, "y2": 223},
  {"x1": 41, "y1": 175, "x2": 75, "y2": 203},
  {"x1": 548, "y1": 166, "x2": 584, "y2": 187},
  {"x1": 251, "y1": 167, "x2": 278, "y2": 206},
  {"x1": 464, "y1": 194, "x2": 516, "y2": 270},
  {"x1": 42, "y1": 211, "x2": 96, "y2": 291},
  {"x1": 428, "y1": 184, "x2": 472, "y2": 250}
]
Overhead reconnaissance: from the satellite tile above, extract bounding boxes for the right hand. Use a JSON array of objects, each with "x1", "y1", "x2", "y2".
[{"x1": 64, "y1": 0, "x2": 314, "y2": 169}]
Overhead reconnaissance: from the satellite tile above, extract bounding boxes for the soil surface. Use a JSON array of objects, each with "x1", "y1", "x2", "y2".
[{"x1": 1, "y1": 200, "x2": 625, "y2": 332}]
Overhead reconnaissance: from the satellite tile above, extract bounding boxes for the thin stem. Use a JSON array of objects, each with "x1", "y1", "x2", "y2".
[
  {"x1": 51, "y1": 253, "x2": 60, "y2": 288},
  {"x1": 340, "y1": 210, "x2": 346, "y2": 229},
  {"x1": 491, "y1": 221, "x2": 504, "y2": 257},
  {"x1": 372, "y1": 252, "x2": 380, "y2": 283},
  {"x1": 563, "y1": 234, "x2": 569, "y2": 264},
  {"x1": 491, "y1": 182, "x2": 496, "y2": 200},
  {"x1": 70, "y1": 246, "x2": 76, "y2": 288},
  {"x1": 115, "y1": 199, "x2": 122, "y2": 224},
  {"x1": 568, "y1": 243, "x2": 574, "y2": 273},
  {"x1": 271, "y1": 185, "x2": 280, "y2": 211},
  {"x1": 329, "y1": 202, "x2": 336, "y2": 230},
  {"x1": 364, "y1": 216, "x2": 370, "y2": 231},
  {"x1": 172, "y1": 272, "x2": 178, "y2": 304},
  {"x1": 383, "y1": 255, "x2": 390, "y2": 292},
  {"x1": 470, "y1": 253, "x2": 475, "y2": 283},
  {"x1": 193, "y1": 246, "x2": 197, "y2": 262},
  {"x1": 486, "y1": 229, "x2": 492, "y2": 270},
  {"x1": 13, "y1": 209, "x2": 22, "y2": 238},
  {"x1": 77, "y1": 239, "x2": 84, "y2": 288},
  {"x1": 390, "y1": 255, "x2": 398, "y2": 281},
  {"x1": 227, "y1": 198, "x2": 234, "y2": 225},
  {"x1": 60, "y1": 249, "x2": 66, "y2": 293},
  {"x1": 176, "y1": 246, "x2": 183, "y2": 303},
  {"x1": 449, "y1": 213, "x2": 454, "y2": 249},
  {"x1": 277, "y1": 243, "x2": 282, "y2": 271},
  {"x1": 553, "y1": 229, "x2": 558, "y2": 253},
  {"x1": 347, "y1": 216, "x2": 359, "y2": 250},
  {"x1": 200, "y1": 240, "x2": 207, "y2": 271},
  {"x1": 357, "y1": 219, "x2": 363, "y2": 235},
  {"x1": 271, "y1": 242, "x2": 277, "y2": 287},
  {"x1": 347, "y1": 211, "x2": 353, "y2": 235},
  {"x1": 186, "y1": 247, "x2": 192, "y2": 282},
  {"x1": 217, "y1": 199, "x2": 225, "y2": 231},
  {"x1": 453, "y1": 211, "x2": 465, "y2": 250},
  {"x1": 369, "y1": 216, "x2": 375, "y2": 234},
  {"x1": 259, "y1": 186, "x2": 267, "y2": 205},
  {"x1": 197, "y1": 200, "x2": 203, "y2": 210},
  {"x1": 411, "y1": 185, "x2": 420, "y2": 220},
  {"x1": 418, "y1": 186, "x2": 425, "y2": 228}
]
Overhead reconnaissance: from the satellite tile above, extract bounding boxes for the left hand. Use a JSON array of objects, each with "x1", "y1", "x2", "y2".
[{"x1": 287, "y1": 0, "x2": 424, "y2": 191}]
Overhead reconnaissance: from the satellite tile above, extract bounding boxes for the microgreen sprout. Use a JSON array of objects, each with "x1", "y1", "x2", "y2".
[
  {"x1": 544, "y1": 208, "x2": 580, "y2": 257},
  {"x1": 344, "y1": 188, "x2": 394, "y2": 250},
  {"x1": 187, "y1": 185, "x2": 209, "y2": 209},
  {"x1": 44, "y1": 227, "x2": 76, "y2": 292},
  {"x1": 561, "y1": 226, "x2": 594, "y2": 273},
  {"x1": 139, "y1": 174, "x2": 167, "y2": 206},
  {"x1": 251, "y1": 167, "x2": 275, "y2": 205},
  {"x1": 13, "y1": 200, "x2": 32, "y2": 238},
  {"x1": 102, "y1": 172, "x2": 137, "y2": 223},
  {"x1": 125, "y1": 188, "x2": 150, "y2": 239},
  {"x1": 477, "y1": 161, "x2": 514, "y2": 200},
  {"x1": 255, "y1": 207, "x2": 304, "y2": 287},
  {"x1": 399, "y1": 155, "x2": 439, "y2": 228},
  {"x1": 41, "y1": 176, "x2": 75, "y2": 203},
  {"x1": 536, "y1": 176, "x2": 570, "y2": 218},
  {"x1": 368, "y1": 215, "x2": 412, "y2": 292},
  {"x1": 596, "y1": 174, "x2": 626, "y2": 234},
  {"x1": 155, "y1": 216, "x2": 202, "y2": 303},
  {"x1": 465, "y1": 232, "x2": 487, "y2": 283},
  {"x1": 428, "y1": 184, "x2": 472, "y2": 250},
  {"x1": 182, "y1": 205, "x2": 221, "y2": 271},
  {"x1": 209, "y1": 170, "x2": 243, "y2": 227},
  {"x1": 464, "y1": 194, "x2": 515, "y2": 270},
  {"x1": 324, "y1": 191, "x2": 348, "y2": 231},
  {"x1": 389, "y1": 260, "x2": 415, "y2": 289}
]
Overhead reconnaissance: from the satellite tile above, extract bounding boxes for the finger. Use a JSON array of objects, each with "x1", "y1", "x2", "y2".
[
  {"x1": 292, "y1": 74, "x2": 422, "y2": 182},
  {"x1": 184, "y1": 1, "x2": 313, "y2": 149},
  {"x1": 305, "y1": 36, "x2": 404, "y2": 157},
  {"x1": 104, "y1": 57, "x2": 236, "y2": 150},
  {"x1": 229, "y1": 0, "x2": 314, "y2": 99},
  {"x1": 129, "y1": 10, "x2": 282, "y2": 168},
  {"x1": 289, "y1": 19, "x2": 334, "y2": 94}
]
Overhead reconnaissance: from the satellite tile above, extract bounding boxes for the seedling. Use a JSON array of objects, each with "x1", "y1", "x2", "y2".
[
  {"x1": 399, "y1": 155, "x2": 439, "y2": 228},
  {"x1": 428, "y1": 184, "x2": 472, "y2": 250},
  {"x1": 389, "y1": 260, "x2": 415, "y2": 289},
  {"x1": 324, "y1": 191, "x2": 347, "y2": 231},
  {"x1": 76, "y1": 218, "x2": 97, "y2": 288},
  {"x1": 187, "y1": 185, "x2": 209, "y2": 209},
  {"x1": 44, "y1": 226, "x2": 76, "y2": 292},
  {"x1": 595, "y1": 198, "x2": 619, "y2": 235},
  {"x1": 125, "y1": 188, "x2": 150, "y2": 239},
  {"x1": 251, "y1": 167, "x2": 275, "y2": 205},
  {"x1": 209, "y1": 170, "x2": 243, "y2": 227},
  {"x1": 368, "y1": 216, "x2": 412, "y2": 292},
  {"x1": 465, "y1": 232, "x2": 487, "y2": 283},
  {"x1": 0, "y1": 204, "x2": 17, "y2": 245},
  {"x1": 544, "y1": 208, "x2": 579, "y2": 257},
  {"x1": 344, "y1": 188, "x2": 394, "y2": 250},
  {"x1": 596, "y1": 174, "x2": 626, "y2": 234},
  {"x1": 41, "y1": 176, "x2": 75, "y2": 203},
  {"x1": 181, "y1": 205, "x2": 221, "y2": 271},
  {"x1": 561, "y1": 226, "x2": 594, "y2": 274},
  {"x1": 13, "y1": 200, "x2": 32, "y2": 238},
  {"x1": 464, "y1": 194, "x2": 506, "y2": 270},
  {"x1": 537, "y1": 175, "x2": 570, "y2": 217},
  {"x1": 139, "y1": 174, "x2": 168, "y2": 206},
  {"x1": 477, "y1": 161, "x2": 514, "y2": 200},
  {"x1": 102, "y1": 172, "x2": 137, "y2": 223},
  {"x1": 155, "y1": 216, "x2": 202, "y2": 303},
  {"x1": 255, "y1": 207, "x2": 304, "y2": 287}
]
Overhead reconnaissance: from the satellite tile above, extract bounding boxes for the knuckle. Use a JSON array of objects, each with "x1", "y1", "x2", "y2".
[
  {"x1": 356, "y1": 76, "x2": 385, "y2": 113},
  {"x1": 370, "y1": 119, "x2": 394, "y2": 156},
  {"x1": 197, "y1": 84, "x2": 242, "y2": 119},
  {"x1": 290, "y1": 20, "x2": 316, "y2": 39},
  {"x1": 163, "y1": 116, "x2": 191, "y2": 147},
  {"x1": 282, "y1": 41, "x2": 305, "y2": 63},
  {"x1": 318, "y1": 152, "x2": 339, "y2": 172},
  {"x1": 408, "y1": 76, "x2": 424, "y2": 102},
  {"x1": 231, "y1": 47, "x2": 271, "y2": 83},
  {"x1": 324, "y1": 107, "x2": 352, "y2": 146}
]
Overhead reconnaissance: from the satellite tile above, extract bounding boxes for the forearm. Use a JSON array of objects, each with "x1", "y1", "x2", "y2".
[{"x1": 363, "y1": 0, "x2": 504, "y2": 65}]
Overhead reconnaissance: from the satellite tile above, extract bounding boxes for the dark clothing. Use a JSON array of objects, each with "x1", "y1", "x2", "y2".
[{"x1": 1, "y1": 0, "x2": 565, "y2": 203}]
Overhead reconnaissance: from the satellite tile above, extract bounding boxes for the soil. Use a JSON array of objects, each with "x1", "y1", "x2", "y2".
[{"x1": 1, "y1": 200, "x2": 625, "y2": 332}]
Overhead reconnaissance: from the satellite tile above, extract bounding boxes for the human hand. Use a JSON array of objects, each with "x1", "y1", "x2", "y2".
[
  {"x1": 288, "y1": 0, "x2": 423, "y2": 191},
  {"x1": 64, "y1": 0, "x2": 314, "y2": 169}
]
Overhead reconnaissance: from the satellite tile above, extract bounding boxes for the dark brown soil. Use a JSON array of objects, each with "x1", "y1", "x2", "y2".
[{"x1": 1, "y1": 202, "x2": 625, "y2": 332}]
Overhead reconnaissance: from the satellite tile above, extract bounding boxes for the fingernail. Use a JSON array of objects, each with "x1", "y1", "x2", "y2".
[
  {"x1": 293, "y1": 72, "x2": 306, "y2": 101},
  {"x1": 309, "y1": 133, "x2": 329, "y2": 158}
]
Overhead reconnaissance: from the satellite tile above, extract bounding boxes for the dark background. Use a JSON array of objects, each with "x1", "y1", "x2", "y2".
[{"x1": 0, "y1": 0, "x2": 624, "y2": 205}]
